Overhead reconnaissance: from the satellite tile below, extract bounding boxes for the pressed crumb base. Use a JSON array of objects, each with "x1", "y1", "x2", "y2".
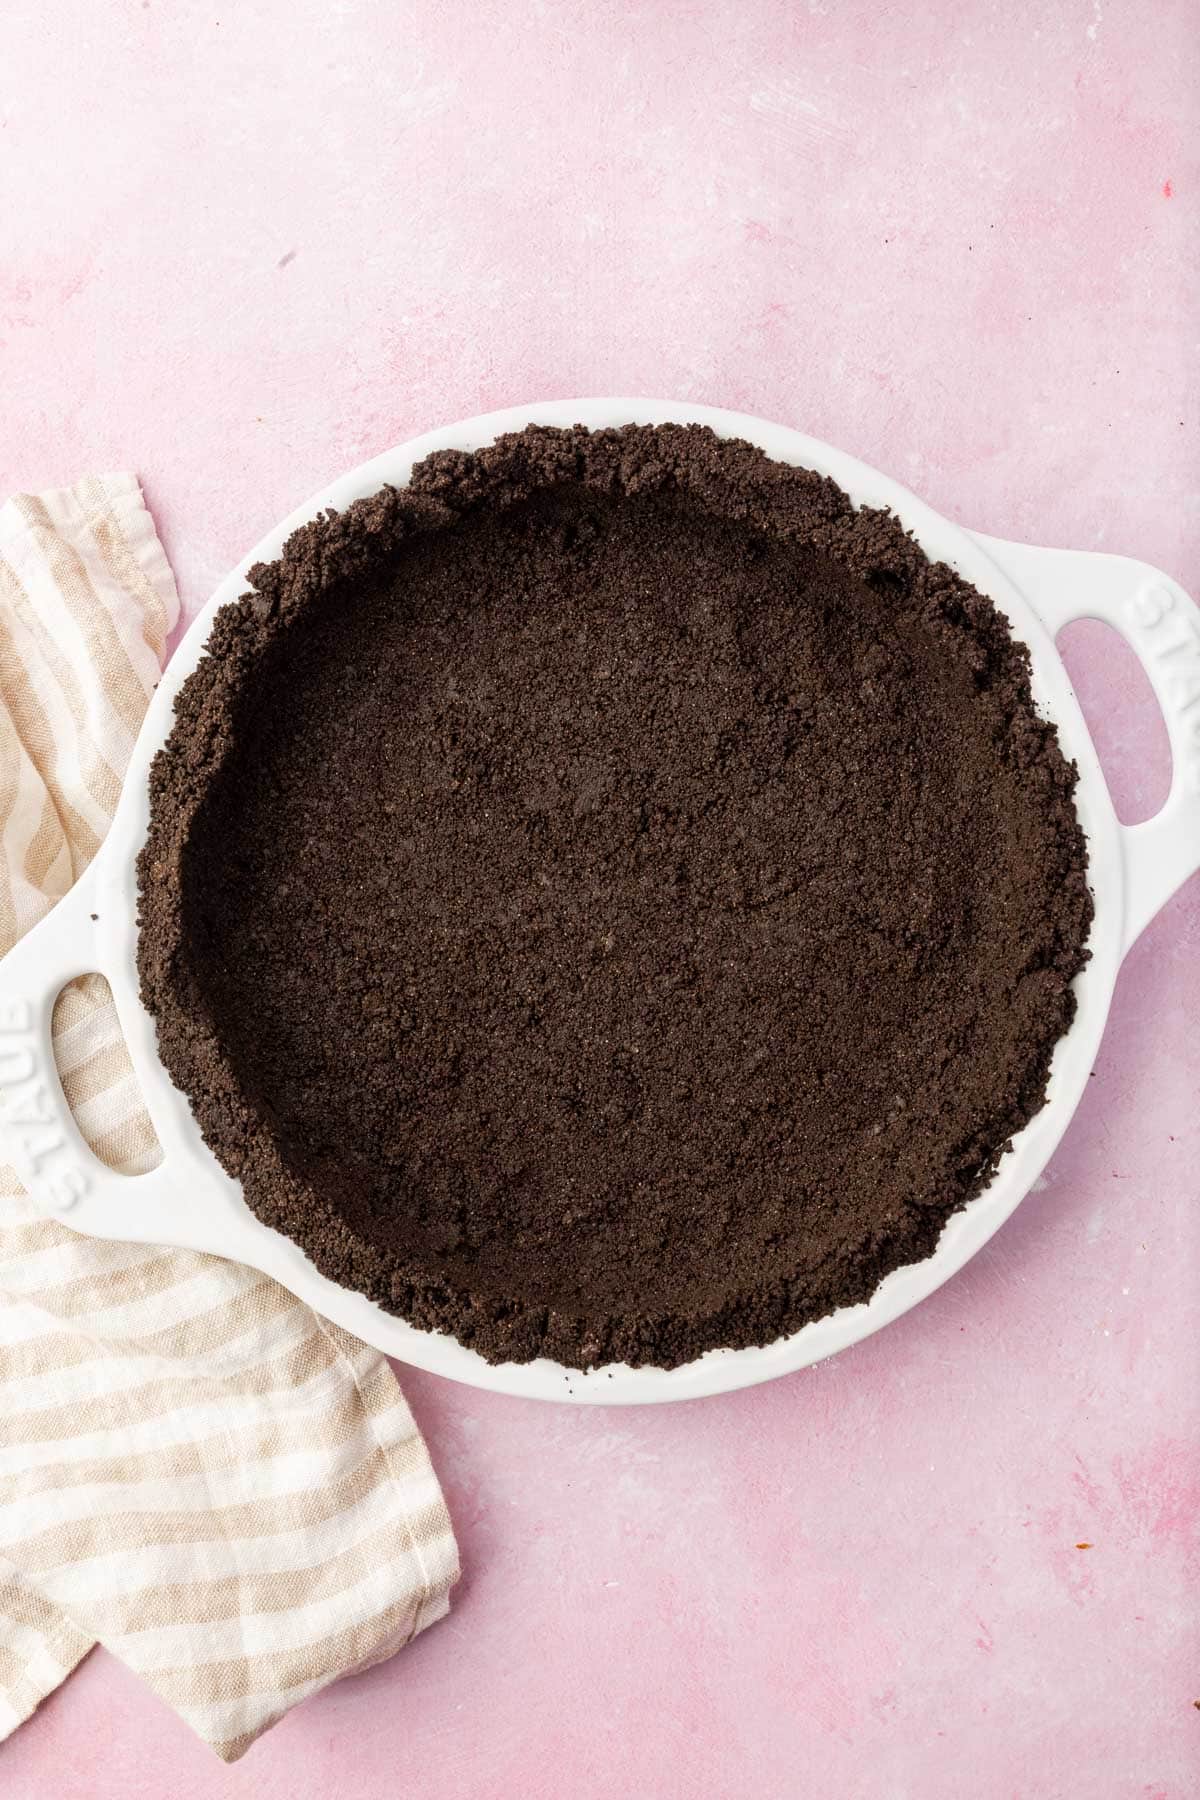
[{"x1": 137, "y1": 425, "x2": 1091, "y2": 1369}]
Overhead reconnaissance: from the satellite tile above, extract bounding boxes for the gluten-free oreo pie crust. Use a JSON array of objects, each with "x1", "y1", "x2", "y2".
[{"x1": 137, "y1": 425, "x2": 1091, "y2": 1370}]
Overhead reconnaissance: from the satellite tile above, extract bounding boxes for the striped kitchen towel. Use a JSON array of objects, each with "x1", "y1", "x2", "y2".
[{"x1": 0, "y1": 475, "x2": 458, "y2": 1760}]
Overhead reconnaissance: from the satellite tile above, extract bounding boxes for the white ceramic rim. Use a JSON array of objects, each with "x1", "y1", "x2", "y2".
[{"x1": 2, "y1": 398, "x2": 1199, "y2": 1403}]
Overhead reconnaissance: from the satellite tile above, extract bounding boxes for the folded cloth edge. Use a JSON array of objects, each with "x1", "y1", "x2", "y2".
[{"x1": 0, "y1": 473, "x2": 458, "y2": 1764}]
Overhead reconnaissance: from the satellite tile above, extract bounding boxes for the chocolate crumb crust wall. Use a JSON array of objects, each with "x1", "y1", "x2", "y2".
[{"x1": 137, "y1": 425, "x2": 1092, "y2": 1371}]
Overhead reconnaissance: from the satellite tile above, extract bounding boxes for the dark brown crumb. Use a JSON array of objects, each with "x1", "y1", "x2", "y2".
[{"x1": 137, "y1": 424, "x2": 1092, "y2": 1370}]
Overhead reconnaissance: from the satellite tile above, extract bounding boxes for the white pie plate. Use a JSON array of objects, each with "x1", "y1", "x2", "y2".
[{"x1": 1, "y1": 400, "x2": 1198, "y2": 1404}]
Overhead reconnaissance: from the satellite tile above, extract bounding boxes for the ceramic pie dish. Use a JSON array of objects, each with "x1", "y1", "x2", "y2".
[{"x1": 1, "y1": 399, "x2": 1197, "y2": 1404}]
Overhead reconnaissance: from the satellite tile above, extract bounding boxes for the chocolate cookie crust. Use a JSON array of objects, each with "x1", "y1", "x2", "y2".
[{"x1": 137, "y1": 424, "x2": 1091, "y2": 1370}]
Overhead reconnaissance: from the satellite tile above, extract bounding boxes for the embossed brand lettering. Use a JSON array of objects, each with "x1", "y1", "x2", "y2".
[
  {"x1": 6, "y1": 1081, "x2": 54, "y2": 1126},
  {"x1": 1165, "y1": 670, "x2": 1200, "y2": 711},
  {"x1": 1127, "y1": 585, "x2": 1174, "y2": 629},
  {"x1": 19, "y1": 1120, "x2": 69, "y2": 1172},
  {"x1": 0, "y1": 1012, "x2": 89, "y2": 1211},
  {"x1": 0, "y1": 1045, "x2": 35, "y2": 1083},
  {"x1": 1154, "y1": 631, "x2": 1199, "y2": 662},
  {"x1": 45, "y1": 1166, "x2": 89, "y2": 1210},
  {"x1": 1124, "y1": 583, "x2": 1200, "y2": 797}
]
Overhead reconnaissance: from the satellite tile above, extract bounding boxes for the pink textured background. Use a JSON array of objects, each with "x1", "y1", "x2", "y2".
[{"x1": 2, "y1": 2, "x2": 1197, "y2": 1795}]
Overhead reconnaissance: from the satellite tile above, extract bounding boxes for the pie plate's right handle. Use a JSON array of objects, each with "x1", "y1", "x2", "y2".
[{"x1": 969, "y1": 533, "x2": 1200, "y2": 959}]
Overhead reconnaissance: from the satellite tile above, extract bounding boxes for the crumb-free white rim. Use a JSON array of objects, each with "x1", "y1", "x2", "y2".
[{"x1": 2, "y1": 399, "x2": 1198, "y2": 1403}]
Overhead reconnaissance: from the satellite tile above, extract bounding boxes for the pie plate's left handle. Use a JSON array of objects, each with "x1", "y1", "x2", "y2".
[{"x1": 0, "y1": 870, "x2": 244, "y2": 1254}]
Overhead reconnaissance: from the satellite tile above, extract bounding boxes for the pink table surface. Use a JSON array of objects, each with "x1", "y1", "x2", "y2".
[{"x1": 2, "y1": 2, "x2": 1197, "y2": 1795}]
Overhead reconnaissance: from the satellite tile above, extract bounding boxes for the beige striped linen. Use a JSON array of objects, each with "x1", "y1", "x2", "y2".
[{"x1": 0, "y1": 476, "x2": 458, "y2": 1760}]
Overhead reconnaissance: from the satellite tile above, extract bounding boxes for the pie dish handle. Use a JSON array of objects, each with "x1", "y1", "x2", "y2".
[
  {"x1": 969, "y1": 532, "x2": 1200, "y2": 958},
  {"x1": 0, "y1": 863, "x2": 256, "y2": 1255}
]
